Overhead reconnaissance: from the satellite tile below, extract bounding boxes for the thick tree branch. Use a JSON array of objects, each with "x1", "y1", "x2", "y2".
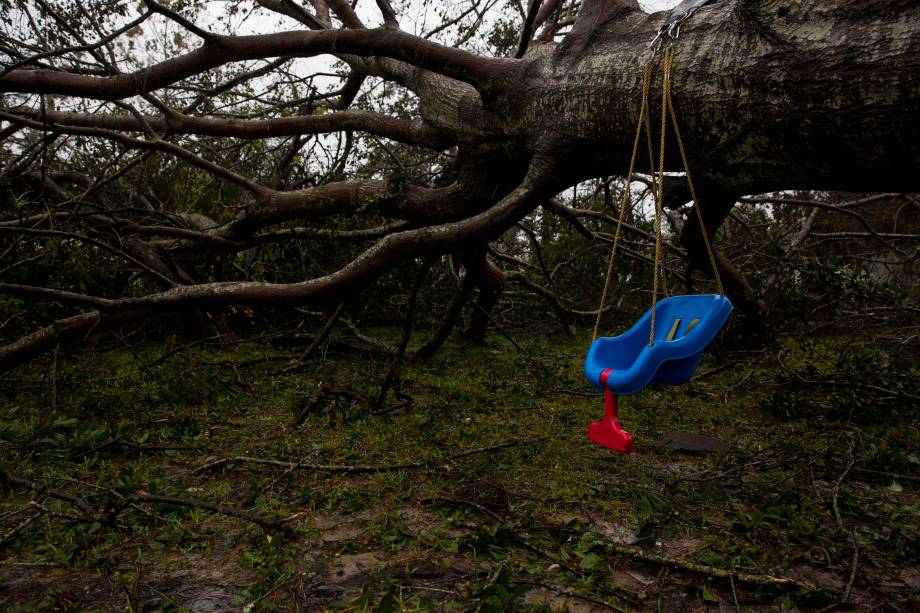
[
  {"x1": 0, "y1": 174, "x2": 554, "y2": 371},
  {"x1": 8, "y1": 107, "x2": 452, "y2": 150},
  {"x1": 225, "y1": 179, "x2": 479, "y2": 238},
  {"x1": 533, "y1": 0, "x2": 564, "y2": 34},
  {"x1": 0, "y1": 310, "x2": 148, "y2": 373},
  {"x1": 0, "y1": 29, "x2": 515, "y2": 99}
]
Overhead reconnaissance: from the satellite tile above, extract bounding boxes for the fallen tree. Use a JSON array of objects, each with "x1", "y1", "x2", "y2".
[{"x1": 2, "y1": 0, "x2": 919, "y2": 371}]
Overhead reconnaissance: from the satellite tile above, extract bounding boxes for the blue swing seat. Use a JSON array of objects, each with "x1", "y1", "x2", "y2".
[{"x1": 584, "y1": 294, "x2": 733, "y2": 395}]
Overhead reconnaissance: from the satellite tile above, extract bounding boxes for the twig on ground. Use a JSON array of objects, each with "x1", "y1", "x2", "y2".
[
  {"x1": 729, "y1": 571, "x2": 741, "y2": 612},
  {"x1": 197, "y1": 455, "x2": 423, "y2": 474},
  {"x1": 691, "y1": 362, "x2": 734, "y2": 382},
  {"x1": 473, "y1": 560, "x2": 509, "y2": 613},
  {"x1": 853, "y1": 468, "x2": 920, "y2": 483},
  {"x1": 0, "y1": 560, "x2": 59, "y2": 567},
  {"x1": 725, "y1": 369, "x2": 754, "y2": 402},
  {"x1": 128, "y1": 494, "x2": 291, "y2": 534},
  {"x1": 29, "y1": 500, "x2": 90, "y2": 522},
  {"x1": 278, "y1": 301, "x2": 347, "y2": 374},
  {"x1": 604, "y1": 542, "x2": 819, "y2": 591},
  {"x1": 50, "y1": 342, "x2": 60, "y2": 413},
  {"x1": 427, "y1": 496, "x2": 639, "y2": 604},
  {"x1": 1, "y1": 469, "x2": 288, "y2": 535},
  {"x1": 777, "y1": 352, "x2": 919, "y2": 401},
  {"x1": 72, "y1": 437, "x2": 201, "y2": 459},
  {"x1": 842, "y1": 531, "x2": 860, "y2": 604},
  {"x1": 516, "y1": 579, "x2": 626, "y2": 612},
  {"x1": 470, "y1": 301, "x2": 524, "y2": 352},
  {"x1": 829, "y1": 433, "x2": 860, "y2": 607},
  {"x1": 196, "y1": 438, "x2": 540, "y2": 475},
  {"x1": 452, "y1": 439, "x2": 537, "y2": 459},
  {"x1": 285, "y1": 397, "x2": 320, "y2": 431},
  {"x1": 0, "y1": 507, "x2": 40, "y2": 548},
  {"x1": 547, "y1": 387, "x2": 596, "y2": 397},
  {"x1": 1, "y1": 469, "x2": 101, "y2": 522},
  {"x1": 831, "y1": 437, "x2": 857, "y2": 530},
  {"x1": 286, "y1": 383, "x2": 374, "y2": 430}
]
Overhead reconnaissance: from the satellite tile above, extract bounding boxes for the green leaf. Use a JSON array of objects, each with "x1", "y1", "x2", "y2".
[{"x1": 578, "y1": 551, "x2": 602, "y2": 571}]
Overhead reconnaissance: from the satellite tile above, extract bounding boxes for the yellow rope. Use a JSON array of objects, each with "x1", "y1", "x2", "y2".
[
  {"x1": 593, "y1": 46, "x2": 723, "y2": 348},
  {"x1": 649, "y1": 47, "x2": 674, "y2": 346},
  {"x1": 665, "y1": 57, "x2": 725, "y2": 296},
  {"x1": 592, "y1": 61, "x2": 654, "y2": 341},
  {"x1": 642, "y1": 64, "x2": 668, "y2": 301}
]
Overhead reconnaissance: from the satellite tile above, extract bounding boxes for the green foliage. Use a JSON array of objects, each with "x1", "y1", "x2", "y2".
[{"x1": 1, "y1": 284, "x2": 918, "y2": 610}]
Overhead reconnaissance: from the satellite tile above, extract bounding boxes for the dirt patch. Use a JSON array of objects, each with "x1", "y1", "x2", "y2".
[
  {"x1": 593, "y1": 519, "x2": 639, "y2": 545},
  {"x1": 0, "y1": 551, "x2": 254, "y2": 611},
  {"x1": 522, "y1": 586, "x2": 611, "y2": 612},
  {"x1": 0, "y1": 564, "x2": 117, "y2": 609},
  {"x1": 660, "y1": 536, "x2": 705, "y2": 558},
  {"x1": 330, "y1": 551, "x2": 380, "y2": 583},
  {"x1": 611, "y1": 568, "x2": 656, "y2": 591}
]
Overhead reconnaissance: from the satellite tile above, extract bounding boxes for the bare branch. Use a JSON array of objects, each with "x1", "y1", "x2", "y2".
[
  {"x1": 144, "y1": 0, "x2": 216, "y2": 42},
  {"x1": 0, "y1": 9, "x2": 154, "y2": 79},
  {"x1": 504, "y1": 270, "x2": 575, "y2": 334},
  {"x1": 324, "y1": 0, "x2": 366, "y2": 28},
  {"x1": 374, "y1": 0, "x2": 400, "y2": 29},
  {"x1": 0, "y1": 283, "x2": 114, "y2": 310},
  {"x1": 0, "y1": 227, "x2": 177, "y2": 286},
  {"x1": 254, "y1": 0, "x2": 327, "y2": 30},
  {"x1": 9, "y1": 107, "x2": 452, "y2": 150},
  {"x1": 2, "y1": 111, "x2": 269, "y2": 196},
  {"x1": 741, "y1": 194, "x2": 906, "y2": 255},
  {"x1": 516, "y1": 0, "x2": 543, "y2": 58},
  {"x1": 280, "y1": 301, "x2": 348, "y2": 373},
  {"x1": 0, "y1": 29, "x2": 514, "y2": 99},
  {"x1": 412, "y1": 266, "x2": 476, "y2": 361}
]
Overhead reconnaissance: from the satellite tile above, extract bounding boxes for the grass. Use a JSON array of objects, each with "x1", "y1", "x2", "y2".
[{"x1": 0, "y1": 324, "x2": 918, "y2": 611}]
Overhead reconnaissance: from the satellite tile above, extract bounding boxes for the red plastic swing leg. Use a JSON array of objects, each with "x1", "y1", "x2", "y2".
[{"x1": 588, "y1": 369, "x2": 634, "y2": 453}]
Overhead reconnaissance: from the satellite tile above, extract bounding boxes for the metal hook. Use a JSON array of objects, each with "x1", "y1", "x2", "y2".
[{"x1": 649, "y1": 0, "x2": 714, "y2": 50}]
